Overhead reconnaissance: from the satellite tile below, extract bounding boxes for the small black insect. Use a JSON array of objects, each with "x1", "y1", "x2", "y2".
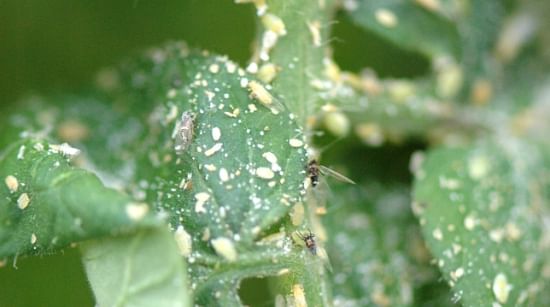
[
  {"x1": 297, "y1": 231, "x2": 317, "y2": 255},
  {"x1": 306, "y1": 159, "x2": 355, "y2": 188},
  {"x1": 306, "y1": 160, "x2": 321, "y2": 187}
]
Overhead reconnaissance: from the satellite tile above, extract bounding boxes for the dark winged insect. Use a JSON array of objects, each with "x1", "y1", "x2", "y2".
[
  {"x1": 297, "y1": 230, "x2": 317, "y2": 255},
  {"x1": 306, "y1": 159, "x2": 355, "y2": 188}
]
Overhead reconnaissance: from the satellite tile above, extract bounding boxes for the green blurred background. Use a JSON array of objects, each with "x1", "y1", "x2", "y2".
[{"x1": 0, "y1": 1, "x2": 428, "y2": 306}]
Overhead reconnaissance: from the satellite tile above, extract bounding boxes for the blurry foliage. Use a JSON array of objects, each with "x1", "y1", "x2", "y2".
[{"x1": 2, "y1": 0, "x2": 550, "y2": 306}]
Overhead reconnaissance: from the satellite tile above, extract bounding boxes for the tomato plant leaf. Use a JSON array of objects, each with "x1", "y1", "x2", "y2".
[
  {"x1": 0, "y1": 139, "x2": 159, "y2": 258},
  {"x1": 82, "y1": 227, "x2": 190, "y2": 307},
  {"x1": 413, "y1": 139, "x2": 550, "y2": 306},
  {"x1": 325, "y1": 184, "x2": 453, "y2": 306},
  {"x1": 344, "y1": 0, "x2": 460, "y2": 58}
]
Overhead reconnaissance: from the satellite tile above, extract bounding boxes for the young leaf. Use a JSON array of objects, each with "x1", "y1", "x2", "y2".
[
  {"x1": 0, "y1": 139, "x2": 159, "y2": 258},
  {"x1": 344, "y1": 0, "x2": 460, "y2": 59},
  {"x1": 413, "y1": 139, "x2": 550, "y2": 306},
  {"x1": 82, "y1": 227, "x2": 190, "y2": 307}
]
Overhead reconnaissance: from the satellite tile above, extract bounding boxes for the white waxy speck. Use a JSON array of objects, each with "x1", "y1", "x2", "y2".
[
  {"x1": 5, "y1": 175, "x2": 18, "y2": 193},
  {"x1": 505, "y1": 223, "x2": 521, "y2": 241},
  {"x1": 248, "y1": 80, "x2": 273, "y2": 106},
  {"x1": 257, "y1": 63, "x2": 278, "y2": 83},
  {"x1": 262, "y1": 152, "x2": 278, "y2": 164},
  {"x1": 415, "y1": 0, "x2": 440, "y2": 12},
  {"x1": 375, "y1": 8, "x2": 398, "y2": 28},
  {"x1": 493, "y1": 273, "x2": 512, "y2": 304},
  {"x1": 468, "y1": 155, "x2": 490, "y2": 180},
  {"x1": 261, "y1": 13, "x2": 286, "y2": 36},
  {"x1": 204, "y1": 143, "x2": 223, "y2": 157},
  {"x1": 256, "y1": 167, "x2": 275, "y2": 179},
  {"x1": 194, "y1": 192, "x2": 210, "y2": 213},
  {"x1": 125, "y1": 202, "x2": 149, "y2": 221},
  {"x1": 33, "y1": 143, "x2": 44, "y2": 151},
  {"x1": 212, "y1": 127, "x2": 221, "y2": 141},
  {"x1": 209, "y1": 63, "x2": 220, "y2": 74},
  {"x1": 307, "y1": 20, "x2": 322, "y2": 47},
  {"x1": 204, "y1": 164, "x2": 216, "y2": 172},
  {"x1": 455, "y1": 267, "x2": 464, "y2": 279},
  {"x1": 324, "y1": 111, "x2": 350, "y2": 137},
  {"x1": 17, "y1": 145, "x2": 26, "y2": 160},
  {"x1": 219, "y1": 168, "x2": 230, "y2": 182},
  {"x1": 439, "y1": 176, "x2": 461, "y2": 189},
  {"x1": 240, "y1": 78, "x2": 249, "y2": 88},
  {"x1": 489, "y1": 228, "x2": 504, "y2": 243},
  {"x1": 248, "y1": 104, "x2": 258, "y2": 112},
  {"x1": 167, "y1": 89, "x2": 177, "y2": 98},
  {"x1": 290, "y1": 203, "x2": 305, "y2": 226},
  {"x1": 31, "y1": 233, "x2": 37, "y2": 244},
  {"x1": 464, "y1": 215, "x2": 476, "y2": 230},
  {"x1": 246, "y1": 62, "x2": 259, "y2": 74},
  {"x1": 17, "y1": 193, "x2": 30, "y2": 210},
  {"x1": 225, "y1": 61, "x2": 237, "y2": 73},
  {"x1": 165, "y1": 105, "x2": 179, "y2": 123},
  {"x1": 289, "y1": 138, "x2": 304, "y2": 147},
  {"x1": 205, "y1": 90, "x2": 215, "y2": 101},
  {"x1": 293, "y1": 284, "x2": 307, "y2": 307},
  {"x1": 432, "y1": 228, "x2": 443, "y2": 240},
  {"x1": 211, "y1": 237, "x2": 238, "y2": 261},
  {"x1": 174, "y1": 225, "x2": 192, "y2": 257},
  {"x1": 49, "y1": 143, "x2": 81, "y2": 157}
]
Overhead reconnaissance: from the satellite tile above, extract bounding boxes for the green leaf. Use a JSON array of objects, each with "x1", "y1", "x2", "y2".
[
  {"x1": 345, "y1": 0, "x2": 460, "y2": 58},
  {"x1": 133, "y1": 51, "x2": 309, "y2": 303},
  {"x1": 0, "y1": 94, "x2": 149, "y2": 187},
  {"x1": 82, "y1": 227, "x2": 190, "y2": 307},
  {"x1": 325, "y1": 184, "x2": 453, "y2": 306},
  {"x1": 142, "y1": 53, "x2": 307, "y2": 243},
  {"x1": 413, "y1": 139, "x2": 550, "y2": 306},
  {"x1": 0, "y1": 139, "x2": 159, "y2": 258},
  {"x1": 265, "y1": 0, "x2": 337, "y2": 126}
]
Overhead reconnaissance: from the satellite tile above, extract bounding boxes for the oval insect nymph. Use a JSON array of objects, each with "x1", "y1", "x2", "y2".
[{"x1": 173, "y1": 111, "x2": 195, "y2": 154}]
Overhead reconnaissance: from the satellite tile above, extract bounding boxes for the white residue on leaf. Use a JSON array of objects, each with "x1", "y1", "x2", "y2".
[
  {"x1": 256, "y1": 167, "x2": 275, "y2": 179},
  {"x1": 292, "y1": 284, "x2": 307, "y2": 307},
  {"x1": 289, "y1": 138, "x2": 304, "y2": 147},
  {"x1": 219, "y1": 168, "x2": 230, "y2": 182},
  {"x1": 174, "y1": 225, "x2": 192, "y2": 257},
  {"x1": 307, "y1": 20, "x2": 322, "y2": 47},
  {"x1": 212, "y1": 127, "x2": 221, "y2": 141},
  {"x1": 262, "y1": 13, "x2": 286, "y2": 36},
  {"x1": 17, "y1": 145, "x2": 26, "y2": 160},
  {"x1": 468, "y1": 155, "x2": 490, "y2": 179},
  {"x1": 464, "y1": 215, "x2": 476, "y2": 230},
  {"x1": 194, "y1": 192, "x2": 210, "y2": 213},
  {"x1": 493, "y1": 273, "x2": 512, "y2": 304},
  {"x1": 204, "y1": 143, "x2": 223, "y2": 157},
  {"x1": 17, "y1": 193, "x2": 30, "y2": 210},
  {"x1": 30, "y1": 233, "x2": 37, "y2": 244},
  {"x1": 211, "y1": 237, "x2": 238, "y2": 261},
  {"x1": 5, "y1": 175, "x2": 19, "y2": 193},
  {"x1": 209, "y1": 63, "x2": 220, "y2": 74},
  {"x1": 432, "y1": 227, "x2": 443, "y2": 240},
  {"x1": 49, "y1": 143, "x2": 81, "y2": 157},
  {"x1": 375, "y1": 8, "x2": 398, "y2": 28},
  {"x1": 125, "y1": 202, "x2": 149, "y2": 221}
]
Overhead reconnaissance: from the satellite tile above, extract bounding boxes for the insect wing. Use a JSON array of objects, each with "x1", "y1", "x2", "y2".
[
  {"x1": 319, "y1": 165, "x2": 355, "y2": 184},
  {"x1": 316, "y1": 246, "x2": 333, "y2": 273}
]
